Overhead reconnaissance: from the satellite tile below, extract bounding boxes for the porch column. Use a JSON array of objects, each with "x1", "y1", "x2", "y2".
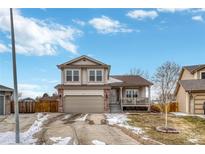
[
  {"x1": 120, "y1": 87, "x2": 123, "y2": 110},
  {"x1": 148, "y1": 86, "x2": 151, "y2": 111}
]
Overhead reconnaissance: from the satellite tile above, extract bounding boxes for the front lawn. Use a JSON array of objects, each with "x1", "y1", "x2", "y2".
[{"x1": 127, "y1": 113, "x2": 205, "y2": 145}]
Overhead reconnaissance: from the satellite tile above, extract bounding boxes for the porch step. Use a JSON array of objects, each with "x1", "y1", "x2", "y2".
[{"x1": 109, "y1": 104, "x2": 122, "y2": 113}]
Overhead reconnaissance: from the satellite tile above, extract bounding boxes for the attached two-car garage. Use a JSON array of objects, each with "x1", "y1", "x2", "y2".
[{"x1": 63, "y1": 95, "x2": 104, "y2": 113}]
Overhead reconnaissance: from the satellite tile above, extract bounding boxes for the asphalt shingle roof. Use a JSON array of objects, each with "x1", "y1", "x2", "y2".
[
  {"x1": 110, "y1": 75, "x2": 153, "y2": 87},
  {"x1": 179, "y1": 79, "x2": 205, "y2": 91},
  {"x1": 183, "y1": 64, "x2": 205, "y2": 73}
]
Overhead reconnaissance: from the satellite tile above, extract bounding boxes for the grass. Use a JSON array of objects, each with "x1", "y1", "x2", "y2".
[{"x1": 127, "y1": 113, "x2": 205, "y2": 145}]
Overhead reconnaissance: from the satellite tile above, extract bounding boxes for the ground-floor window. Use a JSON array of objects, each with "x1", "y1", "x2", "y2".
[{"x1": 125, "y1": 89, "x2": 138, "y2": 98}]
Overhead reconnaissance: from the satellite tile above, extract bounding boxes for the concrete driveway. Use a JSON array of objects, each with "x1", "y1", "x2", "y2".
[
  {"x1": 0, "y1": 113, "x2": 140, "y2": 145},
  {"x1": 35, "y1": 113, "x2": 139, "y2": 145}
]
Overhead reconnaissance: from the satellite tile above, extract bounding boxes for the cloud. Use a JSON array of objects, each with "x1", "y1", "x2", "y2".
[
  {"x1": 192, "y1": 15, "x2": 204, "y2": 22},
  {"x1": 18, "y1": 83, "x2": 43, "y2": 98},
  {"x1": 127, "y1": 10, "x2": 158, "y2": 20},
  {"x1": 0, "y1": 9, "x2": 82, "y2": 56},
  {"x1": 191, "y1": 8, "x2": 205, "y2": 13},
  {"x1": 157, "y1": 8, "x2": 190, "y2": 13},
  {"x1": 88, "y1": 15, "x2": 133, "y2": 34},
  {"x1": 72, "y1": 19, "x2": 86, "y2": 26},
  {"x1": 0, "y1": 43, "x2": 9, "y2": 53}
]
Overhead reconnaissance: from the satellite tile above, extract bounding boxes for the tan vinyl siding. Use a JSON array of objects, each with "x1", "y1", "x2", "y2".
[
  {"x1": 181, "y1": 69, "x2": 194, "y2": 80},
  {"x1": 63, "y1": 90, "x2": 104, "y2": 96},
  {"x1": 71, "y1": 59, "x2": 97, "y2": 65},
  {"x1": 177, "y1": 85, "x2": 188, "y2": 113},
  {"x1": 82, "y1": 68, "x2": 87, "y2": 84},
  {"x1": 104, "y1": 69, "x2": 108, "y2": 84},
  {"x1": 139, "y1": 87, "x2": 146, "y2": 97}
]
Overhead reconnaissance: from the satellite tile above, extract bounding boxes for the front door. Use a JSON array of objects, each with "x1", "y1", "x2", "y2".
[{"x1": 110, "y1": 89, "x2": 119, "y2": 104}]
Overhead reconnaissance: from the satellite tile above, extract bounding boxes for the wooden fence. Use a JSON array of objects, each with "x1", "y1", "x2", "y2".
[
  {"x1": 11, "y1": 99, "x2": 58, "y2": 113},
  {"x1": 169, "y1": 102, "x2": 179, "y2": 112},
  {"x1": 11, "y1": 101, "x2": 35, "y2": 113},
  {"x1": 35, "y1": 99, "x2": 58, "y2": 112},
  {"x1": 150, "y1": 101, "x2": 179, "y2": 113}
]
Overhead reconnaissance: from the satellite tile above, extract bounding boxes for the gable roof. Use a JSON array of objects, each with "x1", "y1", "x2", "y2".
[
  {"x1": 110, "y1": 75, "x2": 153, "y2": 87},
  {"x1": 175, "y1": 64, "x2": 205, "y2": 95},
  {"x1": 0, "y1": 85, "x2": 13, "y2": 92},
  {"x1": 178, "y1": 79, "x2": 205, "y2": 92},
  {"x1": 183, "y1": 64, "x2": 205, "y2": 74},
  {"x1": 57, "y1": 55, "x2": 110, "y2": 69}
]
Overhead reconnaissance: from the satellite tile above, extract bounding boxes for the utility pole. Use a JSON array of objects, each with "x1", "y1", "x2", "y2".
[{"x1": 10, "y1": 8, "x2": 20, "y2": 143}]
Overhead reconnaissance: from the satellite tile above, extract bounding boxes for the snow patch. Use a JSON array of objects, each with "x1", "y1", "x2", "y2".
[
  {"x1": 188, "y1": 138, "x2": 198, "y2": 144},
  {"x1": 105, "y1": 114, "x2": 164, "y2": 145},
  {"x1": 50, "y1": 137, "x2": 72, "y2": 145},
  {"x1": 62, "y1": 114, "x2": 71, "y2": 120},
  {"x1": 196, "y1": 115, "x2": 205, "y2": 119},
  {"x1": 92, "y1": 140, "x2": 106, "y2": 145},
  {"x1": 107, "y1": 77, "x2": 123, "y2": 84},
  {"x1": 171, "y1": 112, "x2": 205, "y2": 119},
  {"x1": 0, "y1": 113, "x2": 48, "y2": 144},
  {"x1": 75, "y1": 114, "x2": 88, "y2": 121},
  {"x1": 171, "y1": 112, "x2": 189, "y2": 116},
  {"x1": 105, "y1": 114, "x2": 144, "y2": 135}
]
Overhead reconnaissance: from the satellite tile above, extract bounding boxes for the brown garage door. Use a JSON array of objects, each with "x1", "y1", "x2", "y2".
[
  {"x1": 194, "y1": 96, "x2": 205, "y2": 114},
  {"x1": 63, "y1": 95, "x2": 104, "y2": 113}
]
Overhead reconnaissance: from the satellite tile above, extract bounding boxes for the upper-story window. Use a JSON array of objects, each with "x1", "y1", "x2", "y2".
[
  {"x1": 89, "y1": 70, "x2": 95, "y2": 81},
  {"x1": 96, "y1": 70, "x2": 102, "y2": 81},
  {"x1": 201, "y1": 72, "x2": 205, "y2": 79},
  {"x1": 89, "y1": 70, "x2": 103, "y2": 82},
  {"x1": 66, "y1": 69, "x2": 80, "y2": 82}
]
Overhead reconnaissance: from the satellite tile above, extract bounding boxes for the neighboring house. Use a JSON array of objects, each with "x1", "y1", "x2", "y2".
[
  {"x1": 175, "y1": 64, "x2": 205, "y2": 114},
  {"x1": 0, "y1": 85, "x2": 13, "y2": 115},
  {"x1": 55, "y1": 55, "x2": 153, "y2": 113}
]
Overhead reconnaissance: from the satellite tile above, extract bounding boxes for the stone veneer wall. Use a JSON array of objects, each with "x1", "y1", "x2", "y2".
[{"x1": 58, "y1": 88, "x2": 64, "y2": 112}]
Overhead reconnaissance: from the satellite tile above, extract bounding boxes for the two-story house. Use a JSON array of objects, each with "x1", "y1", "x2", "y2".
[
  {"x1": 55, "y1": 55, "x2": 153, "y2": 113},
  {"x1": 175, "y1": 64, "x2": 205, "y2": 114}
]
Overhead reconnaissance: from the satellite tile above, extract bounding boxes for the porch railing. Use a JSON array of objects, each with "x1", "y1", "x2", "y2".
[{"x1": 121, "y1": 97, "x2": 149, "y2": 105}]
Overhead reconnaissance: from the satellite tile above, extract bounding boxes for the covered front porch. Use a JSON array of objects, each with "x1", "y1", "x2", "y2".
[{"x1": 109, "y1": 86, "x2": 151, "y2": 111}]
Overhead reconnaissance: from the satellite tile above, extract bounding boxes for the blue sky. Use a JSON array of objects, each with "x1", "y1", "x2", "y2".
[{"x1": 0, "y1": 8, "x2": 205, "y2": 98}]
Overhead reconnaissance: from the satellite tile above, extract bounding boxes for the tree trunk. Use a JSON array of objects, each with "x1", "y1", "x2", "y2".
[{"x1": 165, "y1": 103, "x2": 168, "y2": 129}]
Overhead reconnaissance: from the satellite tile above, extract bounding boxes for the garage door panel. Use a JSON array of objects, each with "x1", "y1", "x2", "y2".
[
  {"x1": 194, "y1": 96, "x2": 205, "y2": 115},
  {"x1": 195, "y1": 100, "x2": 204, "y2": 105},
  {"x1": 64, "y1": 96, "x2": 104, "y2": 113},
  {"x1": 0, "y1": 96, "x2": 4, "y2": 115},
  {"x1": 195, "y1": 104, "x2": 203, "y2": 109},
  {"x1": 195, "y1": 110, "x2": 204, "y2": 114},
  {"x1": 195, "y1": 96, "x2": 205, "y2": 99}
]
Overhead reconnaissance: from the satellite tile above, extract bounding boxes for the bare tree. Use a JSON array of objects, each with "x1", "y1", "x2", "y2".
[
  {"x1": 152, "y1": 61, "x2": 180, "y2": 128},
  {"x1": 153, "y1": 61, "x2": 180, "y2": 103},
  {"x1": 128, "y1": 68, "x2": 150, "y2": 79}
]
